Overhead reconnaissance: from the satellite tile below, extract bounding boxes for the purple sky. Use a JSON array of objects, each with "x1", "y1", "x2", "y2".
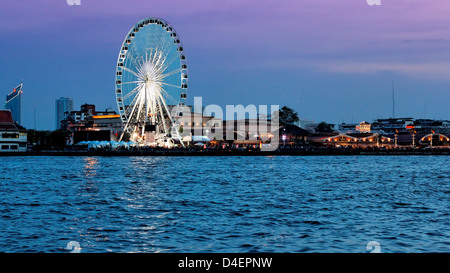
[{"x1": 1, "y1": 0, "x2": 450, "y2": 129}]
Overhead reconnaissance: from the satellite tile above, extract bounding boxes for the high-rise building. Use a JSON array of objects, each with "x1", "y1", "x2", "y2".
[
  {"x1": 55, "y1": 97, "x2": 73, "y2": 129},
  {"x1": 4, "y1": 83, "x2": 23, "y2": 126}
]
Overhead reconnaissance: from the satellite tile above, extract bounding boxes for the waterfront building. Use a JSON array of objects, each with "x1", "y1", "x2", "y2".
[
  {"x1": 0, "y1": 110, "x2": 27, "y2": 152},
  {"x1": 299, "y1": 120, "x2": 319, "y2": 133},
  {"x1": 370, "y1": 118, "x2": 450, "y2": 135},
  {"x1": 63, "y1": 104, "x2": 116, "y2": 124},
  {"x1": 173, "y1": 105, "x2": 279, "y2": 147},
  {"x1": 412, "y1": 119, "x2": 450, "y2": 134},
  {"x1": 371, "y1": 118, "x2": 414, "y2": 134},
  {"x1": 277, "y1": 124, "x2": 309, "y2": 146},
  {"x1": 356, "y1": 121, "x2": 371, "y2": 133},
  {"x1": 338, "y1": 123, "x2": 358, "y2": 132},
  {"x1": 338, "y1": 121, "x2": 371, "y2": 133},
  {"x1": 161, "y1": 105, "x2": 220, "y2": 144},
  {"x1": 418, "y1": 132, "x2": 450, "y2": 147},
  {"x1": 175, "y1": 105, "x2": 219, "y2": 136},
  {"x1": 226, "y1": 118, "x2": 276, "y2": 146},
  {"x1": 55, "y1": 97, "x2": 73, "y2": 129},
  {"x1": 442, "y1": 120, "x2": 450, "y2": 134},
  {"x1": 309, "y1": 132, "x2": 395, "y2": 147},
  {"x1": 61, "y1": 104, "x2": 122, "y2": 144},
  {"x1": 4, "y1": 83, "x2": 23, "y2": 126},
  {"x1": 309, "y1": 129, "x2": 450, "y2": 148}
]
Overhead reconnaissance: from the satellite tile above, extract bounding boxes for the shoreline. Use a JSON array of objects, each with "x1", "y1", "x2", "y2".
[{"x1": 1, "y1": 149, "x2": 449, "y2": 156}]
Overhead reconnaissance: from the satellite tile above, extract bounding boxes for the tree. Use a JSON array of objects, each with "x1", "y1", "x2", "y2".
[
  {"x1": 48, "y1": 129, "x2": 71, "y2": 148},
  {"x1": 278, "y1": 106, "x2": 299, "y2": 126},
  {"x1": 315, "y1": 122, "x2": 335, "y2": 132},
  {"x1": 27, "y1": 129, "x2": 71, "y2": 149}
]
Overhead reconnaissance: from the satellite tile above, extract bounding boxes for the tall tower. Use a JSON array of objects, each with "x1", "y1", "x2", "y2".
[
  {"x1": 55, "y1": 97, "x2": 74, "y2": 129},
  {"x1": 4, "y1": 83, "x2": 23, "y2": 126}
]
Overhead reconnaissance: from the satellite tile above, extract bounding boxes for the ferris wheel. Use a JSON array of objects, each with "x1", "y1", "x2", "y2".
[{"x1": 115, "y1": 18, "x2": 188, "y2": 146}]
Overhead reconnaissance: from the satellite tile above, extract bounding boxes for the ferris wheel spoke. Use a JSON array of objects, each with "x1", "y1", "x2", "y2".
[
  {"x1": 156, "y1": 96, "x2": 169, "y2": 135},
  {"x1": 122, "y1": 90, "x2": 144, "y2": 133},
  {"x1": 160, "y1": 68, "x2": 182, "y2": 80},
  {"x1": 128, "y1": 91, "x2": 145, "y2": 120},
  {"x1": 121, "y1": 66, "x2": 140, "y2": 78},
  {"x1": 159, "y1": 41, "x2": 174, "y2": 66},
  {"x1": 134, "y1": 93, "x2": 146, "y2": 128},
  {"x1": 125, "y1": 52, "x2": 142, "y2": 70},
  {"x1": 155, "y1": 52, "x2": 166, "y2": 71},
  {"x1": 158, "y1": 52, "x2": 170, "y2": 73},
  {"x1": 124, "y1": 83, "x2": 144, "y2": 108},
  {"x1": 156, "y1": 91, "x2": 174, "y2": 124},
  {"x1": 160, "y1": 82, "x2": 181, "y2": 89},
  {"x1": 154, "y1": 26, "x2": 170, "y2": 56},
  {"x1": 122, "y1": 84, "x2": 143, "y2": 101},
  {"x1": 158, "y1": 86, "x2": 177, "y2": 105},
  {"x1": 161, "y1": 53, "x2": 182, "y2": 73},
  {"x1": 121, "y1": 80, "x2": 143, "y2": 85}
]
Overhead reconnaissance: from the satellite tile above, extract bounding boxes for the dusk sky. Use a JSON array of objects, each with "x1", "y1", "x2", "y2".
[{"x1": 1, "y1": 0, "x2": 450, "y2": 130}]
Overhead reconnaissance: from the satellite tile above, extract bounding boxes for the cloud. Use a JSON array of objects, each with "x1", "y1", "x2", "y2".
[{"x1": 310, "y1": 60, "x2": 450, "y2": 80}]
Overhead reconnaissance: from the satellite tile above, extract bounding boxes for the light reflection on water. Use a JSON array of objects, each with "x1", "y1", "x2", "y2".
[{"x1": 0, "y1": 155, "x2": 448, "y2": 253}]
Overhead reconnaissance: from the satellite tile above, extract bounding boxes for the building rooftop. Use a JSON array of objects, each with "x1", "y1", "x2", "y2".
[
  {"x1": 0, "y1": 110, "x2": 18, "y2": 130},
  {"x1": 278, "y1": 124, "x2": 310, "y2": 136},
  {"x1": 0, "y1": 110, "x2": 14, "y2": 123}
]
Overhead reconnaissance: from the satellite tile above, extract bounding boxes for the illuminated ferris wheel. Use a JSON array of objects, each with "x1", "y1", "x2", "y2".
[{"x1": 115, "y1": 18, "x2": 188, "y2": 146}]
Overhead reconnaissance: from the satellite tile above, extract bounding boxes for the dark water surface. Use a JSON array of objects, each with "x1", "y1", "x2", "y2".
[{"x1": 0, "y1": 156, "x2": 448, "y2": 253}]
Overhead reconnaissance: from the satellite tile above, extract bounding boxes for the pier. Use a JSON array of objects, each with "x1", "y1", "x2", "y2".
[{"x1": 2, "y1": 146, "x2": 449, "y2": 156}]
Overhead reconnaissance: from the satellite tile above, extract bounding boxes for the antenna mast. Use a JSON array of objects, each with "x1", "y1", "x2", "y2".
[{"x1": 392, "y1": 81, "x2": 395, "y2": 118}]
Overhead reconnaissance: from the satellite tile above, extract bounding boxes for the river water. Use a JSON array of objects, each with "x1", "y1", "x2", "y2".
[{"x1": 0, "y1": 155, "x2": 448, "y2": 253}]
